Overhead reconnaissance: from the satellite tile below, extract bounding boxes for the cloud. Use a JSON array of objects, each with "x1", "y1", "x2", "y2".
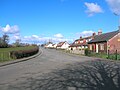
[
  {"x1": 12, "y1": 33, "x2": 20, "y2": 40},
  {"x1": 76, "y1": 30, "x2": 94, "y2": 37},
  {"x1": 9, "y1": 33, "x2": 21, "y2": 43},
  {"x1": 0, "y1": 24, "x2": 19, "y2": 34},
  {"x1": 22, "y1": 34, "x2": 73, "y2": 44},
  {"x1": 32, "y1": 35, "x2": 40, "y2": 39},
  {"x1": 54, "y1": 33, "x2": 63, "y2": 38},
  {"x1": 85, "y1": 2, "x2": 103, "y2": 16},
  {"x1": 0, "y1": 24, "x2": 20, "y2": 43},
  {"x1": 106, "y1": 0, "x2": 120, "y2": 15}
]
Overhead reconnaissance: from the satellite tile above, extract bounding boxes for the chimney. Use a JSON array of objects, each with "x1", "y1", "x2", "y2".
[
  {"x1": 98, "y1": 29, "x2": 102, "y2": 35},
  {"x1": 119, "y1": 26, "x2": 120, "y2": 32},
  {"x1": 92, "y1": 32, "x2": 96, "y2": 39},
  {"x1": 80, "y1": 36, "x2": 82, "y2": 39},
  {"x1": 92, "y1": 32, "x2": 96, "y2": 36}
]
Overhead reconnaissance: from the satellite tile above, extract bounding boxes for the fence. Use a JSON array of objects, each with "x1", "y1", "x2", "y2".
[
  {"x1": 108, "y1": 50, "x2": 120, "y2": 60},
  {"x1": 0, "y1": 52, "x2": 12, "y2": 62}
]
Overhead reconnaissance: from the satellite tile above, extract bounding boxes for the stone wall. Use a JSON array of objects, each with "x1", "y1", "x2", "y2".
[{"x1": 70, "y1": 50, "x2": 85, "y2": 55}]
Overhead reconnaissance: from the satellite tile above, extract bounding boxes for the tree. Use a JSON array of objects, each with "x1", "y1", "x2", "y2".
[
  {"x1": 0, "y1": 37, "x2": 3, "y2": 47},
  {"x1": 0, "y1": 34, "x2": 9, "y2": 48},
  {"x1": 14, "y1": 39, "x2": 21, "y2": 47}
]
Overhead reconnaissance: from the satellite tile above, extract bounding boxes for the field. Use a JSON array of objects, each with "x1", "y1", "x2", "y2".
[
  {"x1": 0, "y1": 46, "x2": 38, "y2": 62},
  {"x1": 0, "y1": 46, "x2": 37, "y2": 52}
]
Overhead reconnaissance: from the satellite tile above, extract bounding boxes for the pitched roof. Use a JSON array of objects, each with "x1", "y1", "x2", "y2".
[
  {"x1": 75, "y1": 36, "x2": 93, "y2": 41},
  {"x1": 57, "y1": 41, "x2": 66, "y2": 47},
  {"x1": 69, "y1": 42, "x2": 88, "y2": 47},
  {"x1": 69, "y1": 36, "x2": 92, "y2": 47},
  {"x1": 88, "y1": 30, "x2": 119, "y2": 44}
]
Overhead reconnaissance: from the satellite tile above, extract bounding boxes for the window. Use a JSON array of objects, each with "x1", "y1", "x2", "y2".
[
  {"x1": 80, "y1": 41, "x2": 83, "y2": 43},
  {"x1": 86, "y1": 39, "x2": 89, "y2": 42},
  {"x1": 100, "y1": 44, "x2": 104, "y2": 50},
  {"x1": 90, "y1": 45, "x2": 92, "y2": 50},
  {"x1": 90, "y1": 39, "x2": 92, "y2": 41}
]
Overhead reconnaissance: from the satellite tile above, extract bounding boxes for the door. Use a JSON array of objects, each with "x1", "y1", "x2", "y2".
[{"x1": 96, "y1": 44, "x2": 98, "y2": 53}]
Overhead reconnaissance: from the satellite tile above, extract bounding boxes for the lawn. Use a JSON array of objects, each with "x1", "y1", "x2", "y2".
[
  {"x1": 0, "y1": 46, "x2": 37, "y2": 52},
  {"x1": 0, "y1": 46, "x2": 38, "y2": 62}
]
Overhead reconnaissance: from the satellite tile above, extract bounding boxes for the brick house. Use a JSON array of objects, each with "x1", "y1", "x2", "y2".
[
  {"x1": 69, "y1": 33, "x2": 95, "y2": 50},
  {"x1": 88, "y1": 30, "x2": 120, "y2": 54}
]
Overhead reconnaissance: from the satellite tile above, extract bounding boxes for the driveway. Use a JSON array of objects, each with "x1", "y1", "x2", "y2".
[{"x1": 0, "y1": 48, "x2": 96, "y2": 89}]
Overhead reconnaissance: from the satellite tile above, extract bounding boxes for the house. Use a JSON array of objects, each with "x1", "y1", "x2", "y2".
[
  {"x1": 52, "y1": 44, "x2": 57, "y2": 49},
  {"x1": 88, "y1": 30, "x2": 120, "y2": 54},
  {"x1": 56, "y1": 41, "x2": 70, "y2": 50},
  {"x1": 69, "y1": 33, "x2": 95, "y2": 50},
  {"x1": 45, "y1": 43, "x2": 53, "y2": 48},
  {"x1": 44, "y1": 42, "x2": 53, "y2": 48}
]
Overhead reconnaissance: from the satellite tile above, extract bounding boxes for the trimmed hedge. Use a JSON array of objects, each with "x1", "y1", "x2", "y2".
[{"x1": 10, "y1": 46, "x2": 39, "y2": 59}]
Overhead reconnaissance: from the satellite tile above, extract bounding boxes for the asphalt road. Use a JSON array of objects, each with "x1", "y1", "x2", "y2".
[{"x1": 0, "y1": 48, "x2": 96, "y2": 89}]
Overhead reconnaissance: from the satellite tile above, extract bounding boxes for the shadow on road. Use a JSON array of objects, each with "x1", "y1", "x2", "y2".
[{"x1": 8, "y1": 60, "x2": 120, "y2": 90}]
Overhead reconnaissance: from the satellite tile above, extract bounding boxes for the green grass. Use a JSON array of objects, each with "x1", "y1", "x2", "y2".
[
  {"x1": 118, "y1": 55, "x2": 120, "y2": 60},
  {"x1": 88, "y1": 52, "x2": 108, "y2": 59},
  {"x1": 0, "y1": 46, "x2": 38, "y2": 62},
  {"x1": 108, "y1": 54, "x2": 120, "y2": 60},
  {"x1": 87, "y1": 52, "x2": 120, "y2": 60},
  {"x1": 0, "y1": 52, "x2": 11, "y2": 62},
  {"x1": 0, "y1": 46, "x2": 37, "y2": 52}
]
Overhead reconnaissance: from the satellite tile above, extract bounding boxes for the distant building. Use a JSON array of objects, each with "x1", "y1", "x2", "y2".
[
  {"x1": 56, "y1": 41, "x2": 70, "y2": 50},
  {"x1": 52, "y1": 44, "x2": 57, "y2": 48},
  {"x1": 88, "y1": 30, "x2": 120, "y2": 54},
  {"x1": 44, "y1": 42, "x2": 53, "y2": 48}
]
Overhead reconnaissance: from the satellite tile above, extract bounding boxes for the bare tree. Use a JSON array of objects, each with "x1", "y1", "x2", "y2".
[{"x1": 14, "y1": 39, "x2": 21, "y2": 47}]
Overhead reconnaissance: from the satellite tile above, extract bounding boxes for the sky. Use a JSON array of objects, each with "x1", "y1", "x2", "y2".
[{"x1": 0, "y1": 0, "x2": 120, "y2": 44}]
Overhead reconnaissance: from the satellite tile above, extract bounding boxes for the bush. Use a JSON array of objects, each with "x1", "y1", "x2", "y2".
[
  {"x1": 10, "y1": 46, "x2": 39, "y2": 59},
  {"x1": 85, "y1": 48, "x2": 90, "y2": 56}
]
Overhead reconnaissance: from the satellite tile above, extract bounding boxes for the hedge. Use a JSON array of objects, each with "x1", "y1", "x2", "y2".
[{"x1": 10, "y1": 46, "x2": 39, "y2": 59}]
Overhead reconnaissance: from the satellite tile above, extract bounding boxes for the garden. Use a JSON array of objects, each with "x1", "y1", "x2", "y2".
[{"x1": 85, "y1": 49, "x2": 120, "y2": 60}]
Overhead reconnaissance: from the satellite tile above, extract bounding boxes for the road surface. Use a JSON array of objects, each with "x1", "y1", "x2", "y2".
[{"x1": 0, "y1": 48, "x2": 96, "y2": 89}]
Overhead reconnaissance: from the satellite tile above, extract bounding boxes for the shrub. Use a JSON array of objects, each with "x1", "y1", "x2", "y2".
[
  {"x1": 10, "y1": 46, "x2": 39, "y2": 59},
  {"x1": 85, "y1": 48, "x2": 90, "y2": 56}
]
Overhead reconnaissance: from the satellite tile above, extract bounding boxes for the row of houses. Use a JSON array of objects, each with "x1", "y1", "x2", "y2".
[
  {"x1": 45, "y1": 28, "x2": 120, "y2": 54},
  {"x1": 45, "y1": 41, "x2": 70, "y2": 50},
  {"x1": 70, "y1": 29, "x2": 120, "y2": 54}
]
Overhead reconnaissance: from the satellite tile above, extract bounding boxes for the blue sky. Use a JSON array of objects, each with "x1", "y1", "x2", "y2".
[{"x1": 0, "y1": 0, "x2": 120, "y2": 44}]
